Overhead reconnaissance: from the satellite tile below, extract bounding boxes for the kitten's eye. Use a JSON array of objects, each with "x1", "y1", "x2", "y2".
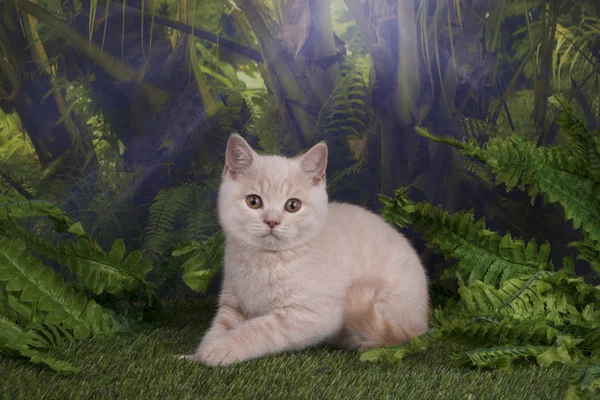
[
  {"x1": 246, "y1": 195, "x2": 263, "y2": 209},
  {"x1": 285, "y1": 198, "x2": 301, "y2": 213}
]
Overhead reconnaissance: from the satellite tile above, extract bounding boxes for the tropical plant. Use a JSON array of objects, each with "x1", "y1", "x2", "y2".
[
  {"x1": 360, "y1": 98, "x2": 600, "y2": 399},
  {"x1": 0, "y1": 196, "x2": 159, "y2": 373},
  {"x1": 142, "y1": 181, "x2": 220, "y2": 264},
  {"x1": 1, "y1": 1, "x2": 600, "y2": 394}
]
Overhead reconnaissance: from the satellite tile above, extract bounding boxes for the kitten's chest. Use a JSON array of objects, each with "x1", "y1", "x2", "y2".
[{"x1": 228, "y1": 254, "x2": 299, "y2": 317}]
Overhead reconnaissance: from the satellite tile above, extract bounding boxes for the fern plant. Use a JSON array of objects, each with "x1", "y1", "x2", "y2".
[
  {"x1": 172, "y1": 231, "x2": 225, "y2": 294},
  {"x1": 0, "y1": 196, "x2": 158, "y2": 373},
  {"x1": 142, "y1": 183, "x2": 219, "y2": 265},
  {"x1": 362, "y1": 98, "x2": 600, "y2": 399},
  {"x1": 315, "y1": 57, "x2": 377, "y2": 204}
]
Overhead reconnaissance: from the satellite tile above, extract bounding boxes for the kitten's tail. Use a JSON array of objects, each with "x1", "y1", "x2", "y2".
[{"x1": 344, "y1": 277, "x2": 428, "y2": 351}]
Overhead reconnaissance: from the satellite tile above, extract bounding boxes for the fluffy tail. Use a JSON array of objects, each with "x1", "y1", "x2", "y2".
[{"x1": 343, "y1": 277, "x2": 428, "y2": 351}]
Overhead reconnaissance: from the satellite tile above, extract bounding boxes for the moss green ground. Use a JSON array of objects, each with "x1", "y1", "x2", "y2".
[{"x1": 1, "y1": 298, "x2": 569, "y2": 400}]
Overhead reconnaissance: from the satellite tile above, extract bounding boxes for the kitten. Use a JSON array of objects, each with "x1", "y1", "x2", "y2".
[{"x1": 186, "y1": 134, "x2": 430, "y2": 366}]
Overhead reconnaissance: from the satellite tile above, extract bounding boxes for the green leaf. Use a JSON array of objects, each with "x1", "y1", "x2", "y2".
[
  {"x1": 454, "y1": 345, "x2": 551, "y2": 368},
  {"x1": 0, "y1": 316, "x2": 77, "y2": 374},
  {"x1": 0, "y1": 198, "x2": 72, "y2": 229},
  {"x1": 416, "y1": 131, "x2": 600, "y2": 244},
  {"x1": 143, "y1": 186, "x2": 190, "y2": 262},
  {"x1": 381, "y1": 188, "x2": 549, "y2": 287},
  {"x1": 536, "y1": 346, "x2": 574, "y2": 367},
  {"x1": 53, "y1": 236, "x2": 155, "y2": 297},
  {"x1": 174, "y1": 232, "x2": 225, "y2": 294},
  {"x1": 0, "y1": 237, "x2": 117, "y2": 339},
  {"x1": 67, "y1": 222, "x2": 86, "y2": 236}
]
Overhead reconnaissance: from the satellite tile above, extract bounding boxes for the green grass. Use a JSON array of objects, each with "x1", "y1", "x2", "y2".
[{"x1": 1, "y1": 297, "x2": 570, "y2": 399}]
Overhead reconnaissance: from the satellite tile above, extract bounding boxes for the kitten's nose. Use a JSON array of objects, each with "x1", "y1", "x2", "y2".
[{"x1": 264, "y1": 219, "x2": 280, "y2": 229}]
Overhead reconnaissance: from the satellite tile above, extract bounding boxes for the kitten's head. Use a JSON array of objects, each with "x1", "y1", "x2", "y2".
[{"x1": 218, "y1": 134, "x2": 329, "y2": 251}]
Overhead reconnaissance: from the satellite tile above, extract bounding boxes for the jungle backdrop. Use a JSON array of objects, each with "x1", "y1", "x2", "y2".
[{"x1": 1, "y1": 0, "x2": 599, "y2": 398}]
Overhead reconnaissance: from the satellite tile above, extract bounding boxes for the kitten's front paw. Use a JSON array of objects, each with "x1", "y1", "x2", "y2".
[{"x1": 194, "y1": 339, "x2": 242, "y2": 367}]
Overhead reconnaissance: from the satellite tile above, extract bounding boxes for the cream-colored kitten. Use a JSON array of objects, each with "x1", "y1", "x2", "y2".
[{"x1": 187, "y1": 134, "x2": 429, "y2": 366}]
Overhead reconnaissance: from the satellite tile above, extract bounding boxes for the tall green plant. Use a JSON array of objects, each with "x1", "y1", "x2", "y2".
[
  {"x1": 362, "y1": 99, "x2": 600, "y2": 399},
  {"x1": 0, "y1": 196, "x2": 158, "y2": 373}
]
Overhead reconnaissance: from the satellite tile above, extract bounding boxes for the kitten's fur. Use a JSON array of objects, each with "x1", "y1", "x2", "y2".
[{"x1": 187, "y1": 134, "x2": 430, "y2": 366}]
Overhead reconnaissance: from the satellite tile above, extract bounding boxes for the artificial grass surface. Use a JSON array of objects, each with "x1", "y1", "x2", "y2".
[{"x1": 1, "y1": 297, "x2": 569, "y2": 400}]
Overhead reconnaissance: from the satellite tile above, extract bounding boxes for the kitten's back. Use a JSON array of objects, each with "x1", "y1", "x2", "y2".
[
  {"x1": 320, "y1": 202, "x2": 424, "y2": 274},
  {"x1": 318, "y1": 202, "x2": 430, "y2": 350}
]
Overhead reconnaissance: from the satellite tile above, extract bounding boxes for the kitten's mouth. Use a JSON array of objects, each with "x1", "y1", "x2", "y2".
[{"x1": 263, "y1": 231, "x2": 280, "y2": 239}]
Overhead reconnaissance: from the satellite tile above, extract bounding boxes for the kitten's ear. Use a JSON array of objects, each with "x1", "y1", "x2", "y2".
[
  {"x1": 299, "y1": 141, "x2": 328, "y2": 185},
  {"x1": 224, "y1": 133, "x2": 255, "y2": 179}
]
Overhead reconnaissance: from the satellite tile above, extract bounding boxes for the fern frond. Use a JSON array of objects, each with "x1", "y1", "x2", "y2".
[
  {"x1": 316, "y1": 66, "x2": 371, "y2": 139},
  {"x1": 0, "y1": 315, "x2": 49, "y2": 351},
  {"x1": 459, "y1": 117, "x2": 500, "y2": 141},
  {"x1": 415, "y1": 129, "x2": 600, "y2": 244},
  {"x1": 0, "y1": 315, "x2": 77, "y2": 374},
  {"x1": 456, "y1": 273, "x2": 551, "y2": 318},
  {"x1": 462, "y1": 157, "x2": 493, "y2": 186},
  {"x1": 327, "y1": 159, "x2": 366, "y2": 195},
  {"x1": 55, "y1": 237, "x2": 155, "y2": 297},
  {"x1": 453, "y1": 345, "x2": 551, "y2": 368},
  {"x1": 380, "y1": 188, "x2": 552, "y2": 287},
  {"x1": 173, "y1": 231, "x2": 225, "y2": 293},
  {"x1": 183, "y1": 184, "x2": 218, "y2": 242},
  {"x1": 550, "y1": 95, "x2": 600, "y2": 179},
  {"x1": 0, "y1": 197, "x2": 72, "y2": 229},
  {"x1": 0, "y1": 237, "x2": 117, "y2": 339},
  {"x1": 143, "y1": 186, "x2": 190, "y2": 262},
  {"x1": 360, "y1": 329, "x2": 442, "y2": 365},
  {"x1": 439, "y1": 313, "x2": 554, "y2": 348},
  {"x1": 2, "y1": 217, "x2": 155, "y2": 299},
  {"x1": 440, "y1": 269, "x2": 600, "y2": 352},
  {"x1": 568, "y1": 235, "x2": 600, "y2": 276},
  {"x1": 565, "y1": 362, "x2": 600, "y2": 400}
]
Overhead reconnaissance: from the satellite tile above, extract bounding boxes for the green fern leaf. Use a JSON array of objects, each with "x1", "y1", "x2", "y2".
[
  {"x1": 453, "y1": 345, "x2": 551, "y2": 368},
  {"x1": 0, "y1": 197, "x2": 72, "y2": 230},
  {"x1": 565, "y1": 362, "x2": 600, "y2": 400},
  {"x1": 415, "y1": 129, "x2": 600, "y2": 244},
  {"x1": 0, "y1": 315, "x2": 77, "y2": 374},
  {"x1": 316, "y1": 66, "x2": 372, "y2": 139},
  {"x1": 460, "y1": 117, "x2": 500, "y2": 140},
  {"x1": 360, "y1": 329, "x2": 441, "y2": 365},
  {"x1": 55, "y1": 237, "x2": 154, "y2": 297},
  {"x1": 568, "y1": 236, "x2": 600, "y2": 276},
  {"x1": 380, "y1": 188, "x2": 551, "y2": 287},
  {"x1": 183, "y1": 184, "x2": 219, "y2": 242},
  {"x1": 143, "y1": 186, "x2": 190, "y2": 262},
  {"x1": 173, "y1": 231, "x2": 224, "y2": 293},
  {"x1": 0, "y1": 237, "x2": 117, "y2": 339},
  {"x1": 550, "y1": 95, "x2": 600, "y2": 179},
  {"x1": 2, "y1": 218, "x2": 155, "y2": 299},
  {"x1": 0, "y1": 315, "x2": 49, "y2": 351}
]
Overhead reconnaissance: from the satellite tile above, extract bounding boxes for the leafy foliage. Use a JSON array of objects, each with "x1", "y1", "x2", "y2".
[
  {"x1": 369, "y1": 187, "x2": 600, "y2": 398},
  {"x1": 143, "y1": 183, "x2": 219, "y2": 263},
  {"x1": 566, "y1": 363, "x2": 600, "y2": 400},
  {"x1": 1, "y1": 0, "x2": 599, "y2": 394},
  {"x1": 0, "y1": 197, "x2": 72, "y2": 229},
  {"x1": 0, "y1": 236, "x2": 118, "y2": 338},
  {"x1": 415, "y1": 130, "x2": 600, "y2": 245},
  {"x1": 365, "y1": 100, "x2": 600, "y2": 399},
  {"x1": 0, "y1": 315, "x2": 77, "y2": 374},
  {"x1": 379, "y1": 191, "x2": 552, "y2": 287},
  {"x1": 315, "y1": 58, "x2": 377, "y2": 203},
  {"x1": 316, "y1": 58, "x2": 372, "y2": 139},
  {"x1": 0, "y1": 197, "x2": 157, "y2": 373},
  {"x1": 172, "y1": 231, "x2": 225, "y2": 293}
]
